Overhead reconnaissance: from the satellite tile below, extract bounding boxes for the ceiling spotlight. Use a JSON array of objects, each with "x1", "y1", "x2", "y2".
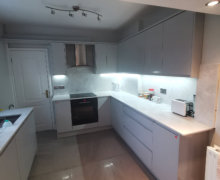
[
  {"x1": 69, "y1": 11, "x2": 73, "y2": 17},
  {"x1": 51, "y1": 9, "x2": 55, "y2": 15},
  {"x1": 206, "y1": 0, "x2": 220, "y2": 6},
  {"x1": 82, "y1": 11, "x2": 87, "y2": 17},
  {"x1": 97, "y1": 15, "x2": 101, "y2": 21}
]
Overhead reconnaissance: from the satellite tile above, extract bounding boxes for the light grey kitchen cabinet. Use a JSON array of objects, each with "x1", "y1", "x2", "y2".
[
  {"x1": 0, "y1": 139, "x2": 20, "y2": 180},
  {"x1": 118, "y1": 32, "x2": 146, "y2": 74},
  {"x1": 123, "y1": 106, "x2": 154, "y2": 150},
  {"x1": 117, "y1": 12, "x2": 203, "y2": 77},
  {"x1": 54, "y1": 100, "x2": 72, "y2": 133},
  {"x1": 110, "y1": 98, "x2": 125, "y2": 138},
  {"x1": 123, "y1": 125, "x2": 153, "y2": 170},
  {"x1": 162, "y1": 12, "x2": 204, "y2": 77},
  {"x1": 110, "y1": 97, "x2": 209, "y2": 180},
  {"x1": 95, "y1": 44, "x2": 117, "y2": 74},
  {"x1": 144, "y1": 24, "x2": 163, "y2": 75},
  {"x1": 15, "y1": 112, "x2": 37, "y2": 180},
  {"x1": 0, "y1": 111, "x2": 37, "y2": 180},
  {"x1": 98, "y1": 97, "x2": 111, "y2": 127},
  {"x1": 51, "y1": 43, "x2": 66, "y2": 75},
  {"x1": 152, "y1": 124, "x2": 179, "y2": 180}
]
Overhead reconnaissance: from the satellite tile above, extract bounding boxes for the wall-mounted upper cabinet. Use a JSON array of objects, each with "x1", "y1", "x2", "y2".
[
  {"x1": 118, "y1": 12, "x2": 204, "y2": 78},
  {"x1": 95, "y1": 44, "x2": 117, "y2": 74},
  {"x1": 118, "y1": 32, "x2": 146, "y2": 74},
  {"x1": 162, "y1": 12, "x2": 204, "y2": 77},
  {"x1": 144, "y1": 24, "x2": 163, "y2": 75},
  {"x1": 50, "y1": 43, "x2": 66, "y2": 75}
]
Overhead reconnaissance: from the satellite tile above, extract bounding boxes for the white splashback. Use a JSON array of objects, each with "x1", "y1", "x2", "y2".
[
  {"x1": 53, "y1": 67, "x2": 115, "y2": 95},
  {"x1": 118, "y1": 74, "x2": 197, "y2": 104},
  {"x1": 141, "y1": 76, "x2": 197, "y2": 104},
  {"x1": 52, "y1": 70, "x2": 197, "y2": 105}
]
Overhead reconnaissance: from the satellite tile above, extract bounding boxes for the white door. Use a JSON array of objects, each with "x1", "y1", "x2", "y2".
[{"x1": 9, "y1": 49, "x2": 53, "y2": 131}]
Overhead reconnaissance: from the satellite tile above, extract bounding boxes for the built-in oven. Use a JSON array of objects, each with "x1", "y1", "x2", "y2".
[{"x1": 70, "y1": 93, "x2": 98, "y2": 126}]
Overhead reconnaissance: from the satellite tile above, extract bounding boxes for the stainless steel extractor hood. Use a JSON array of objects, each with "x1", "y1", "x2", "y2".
[{"x1": 66, "y1": 44, "x2": 95, "y2": 67}]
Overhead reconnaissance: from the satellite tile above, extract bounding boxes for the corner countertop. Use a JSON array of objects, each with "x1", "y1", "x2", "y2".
[
  {"x1": 0, "y1": 107, "x2": 33, "y2": 154},
  {"x1": 52, "y1": 91, "x2": 214, "y2": 136}
]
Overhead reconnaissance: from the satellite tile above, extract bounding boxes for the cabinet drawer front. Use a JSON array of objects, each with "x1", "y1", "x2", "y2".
[
  {"x1": 123, "y1": 127, "x2": 153, "y2": 170},
  {"x1": 124, "y1": 114, "x2": 153, "y2": 150},
  {"x1": 123, "y1": 106, "x2": 153, "y2": 131}
]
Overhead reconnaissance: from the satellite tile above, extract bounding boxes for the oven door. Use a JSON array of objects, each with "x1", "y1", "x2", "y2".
[{"x1": 71, "y1": 98, "x2": 98, "y2": 126}]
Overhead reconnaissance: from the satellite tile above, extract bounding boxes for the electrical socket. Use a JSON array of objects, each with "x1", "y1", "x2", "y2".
[
  {"x1": 54, "y1": 86, "x2": 65, "y2": 90},
  {"x1": 160, "y1": 88, "x2": 167, "y2": 94}
]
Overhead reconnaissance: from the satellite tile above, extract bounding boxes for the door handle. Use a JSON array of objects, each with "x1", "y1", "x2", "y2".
[{"x1": 45, "y1": 90, "x2": 50, "y2": 98}]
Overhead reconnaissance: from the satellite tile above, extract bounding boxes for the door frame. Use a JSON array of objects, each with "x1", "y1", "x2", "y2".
[{"x1": 6, "y1": 47, "x2": 55, "y2": 129}]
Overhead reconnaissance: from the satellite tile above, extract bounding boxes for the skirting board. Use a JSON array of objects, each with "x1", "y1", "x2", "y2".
[{"x1": 57, "y1": 126, "x2": 112, "y2": 138}]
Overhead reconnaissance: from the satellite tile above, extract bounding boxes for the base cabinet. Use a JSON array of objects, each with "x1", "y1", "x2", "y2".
[
  {"x1": 98, "y1": 97, "x2": 111, "y2": 127},
  {"x1": 54, "y1": 100, "x2": 72, "y2": 133},
  {"x1": 0, "y1": 139, "x2": 20, "y2": 180},
  {"x1": 110, "y1": 97, "x2": 209, "y2": 180},
  {"x1": 111, "y1": 98, "x2": 125, "y2": 137},
  {"x1": 15, "y1": 112, "x2": 37, "y2": 180},
  {"x1": 0, "y1": 111, "x2": 37, "y2": 180},
  {"x1": 152, "y1": 124, "x2": 179, "y2": 180}
]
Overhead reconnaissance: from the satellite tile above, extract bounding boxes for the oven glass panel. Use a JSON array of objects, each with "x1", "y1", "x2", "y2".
[{"x1": 71, "y1": 98, "x2": 98, "y2": 126}]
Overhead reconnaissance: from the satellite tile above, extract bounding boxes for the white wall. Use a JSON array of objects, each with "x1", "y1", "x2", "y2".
[{"x1": 0, "y1": 41, "x2": 14, "y2": 109}]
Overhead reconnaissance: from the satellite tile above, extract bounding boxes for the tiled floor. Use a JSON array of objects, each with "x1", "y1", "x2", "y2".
[{"x1": 29, "y1": 129, "x2": 154, "y2": 180}]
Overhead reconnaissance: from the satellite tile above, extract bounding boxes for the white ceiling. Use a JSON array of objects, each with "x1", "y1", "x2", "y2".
[
  {"x1": 0, "y1": 0, "x2": 147, "y2": 30},
  {"x1": 122, "y1": 0, "x2": 220, "y2": 15}
]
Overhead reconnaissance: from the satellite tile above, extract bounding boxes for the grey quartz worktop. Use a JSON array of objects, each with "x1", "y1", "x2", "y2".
[
  {"x1": 52, "y1": 91, "x2": 213, "y2": 136},
  {"x1": 0, "y1": 107, "x2": 33, "y2": 154}
]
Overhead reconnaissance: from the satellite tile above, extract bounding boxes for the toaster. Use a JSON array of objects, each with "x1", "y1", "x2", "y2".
[{"x1": 171, "y1": 99, "x2": 194, "y2": 117}]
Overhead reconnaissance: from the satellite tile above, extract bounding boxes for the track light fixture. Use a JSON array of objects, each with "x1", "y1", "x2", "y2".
[{"x1": 46, "y1": 5, "x2": 102, "y2": 21}]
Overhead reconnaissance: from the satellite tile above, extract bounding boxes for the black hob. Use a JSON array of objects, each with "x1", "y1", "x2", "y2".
[{"x1": 70, "y1": 93, "x2": 96, "y2": 99}]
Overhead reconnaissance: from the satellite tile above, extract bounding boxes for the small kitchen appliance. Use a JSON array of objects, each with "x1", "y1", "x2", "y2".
[{"x1": 171, "y1": 99, "x2": 194, "y2": 117}]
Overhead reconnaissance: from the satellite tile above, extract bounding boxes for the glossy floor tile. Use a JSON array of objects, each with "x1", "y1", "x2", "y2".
[{"x1": 29, "y1": 130, "x2": 154, "y2": 180}]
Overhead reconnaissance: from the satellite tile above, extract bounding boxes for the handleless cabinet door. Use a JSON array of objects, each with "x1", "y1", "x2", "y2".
[
  {"x1": 144, "y1": 24, "x2": 163, "y2": 75},
  {"x1": 162, "y1": 12, "x2": 194, "y2": 76},
  {"x1": 0, "y1": 139, "x2": 21, "y2": 180},
  {"x1": 54, "y1": 100, "x2": 72, "y2": 133},
  {"x1": 95, "y1": 44, "x2": 117, "y2": 74},
  {"x1": 15, "y1": 112, "x2": 37, "y2": 180},
  {"x1": 110, "y1": 98, "x2": 125, "y2": 138},
  {"x1": 98, "y1": 97, "x2": 111, "y2": 126},
  {"x1": 153, "y1": 124, "x2": 179, "y2": 180},
  {"x1": 51, "y1": 43, "x2": 66, "y2": 75},
  {"x1": 118, "y1": 33, "x2": 146, "y2": 74}
]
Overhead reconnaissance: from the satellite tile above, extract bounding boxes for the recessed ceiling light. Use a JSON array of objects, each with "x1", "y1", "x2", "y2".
[{"x1": 206, "y1": 0, "x2": 220, "y2": 6}]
